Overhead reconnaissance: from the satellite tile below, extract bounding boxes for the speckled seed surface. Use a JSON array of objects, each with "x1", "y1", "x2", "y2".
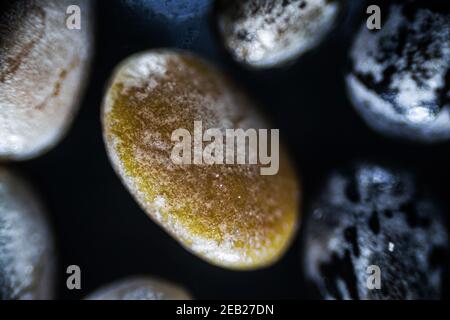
[
  {"x1": 0, "y1": 0, "x2": 93, "y2": 160},
  {"x1": 346, "y1": 0, "x2": 450, "y2": 143},
  {"x1": 0, "y1": 168, "x2": 55, "y2": 300},
  {"x1": 215, "y1": 0, "x2": 341, "y2": 68},
  {"x1": 303, "y1": 163, "x2": 448, "y2": 300},
  {"x1": 86, "y1": 277, "x2": 191, "y2": 300},
  {"x1": 102, "y1": 50, "x2": 300, "y2": 270}
]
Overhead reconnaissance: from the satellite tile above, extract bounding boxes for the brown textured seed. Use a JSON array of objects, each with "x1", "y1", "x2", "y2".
[
  {"x1": 215, "y1": 0, "x2": 341, "y2": 68},
  {"x1": 0, "y1": 0, "x2": 93, "y2": 160},
  {"x1": 102, "y1": 50, "x2": 300, "y2": 269},
  {"x1": 0, "y1": 168, "x2": 55, "y2": 300},
  {"x1": 86, "y1": 277, "x2": 191, "y2": 300}
]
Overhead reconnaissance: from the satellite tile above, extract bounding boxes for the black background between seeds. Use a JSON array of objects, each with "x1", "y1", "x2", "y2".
[{"x1": 8, "y1": 0, "x2": 450, "y2": 299}]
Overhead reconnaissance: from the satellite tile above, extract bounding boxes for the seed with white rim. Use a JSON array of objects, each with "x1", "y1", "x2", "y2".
[
  {"x1": 346, "y1": 1, "x2": 450, "y2": 143},
  {"x1": 215, "y1": 0, "x2": 341, "y2": 68},
  {"x1": 101, "y1": 50, "x2": 300, "y2": 270}
]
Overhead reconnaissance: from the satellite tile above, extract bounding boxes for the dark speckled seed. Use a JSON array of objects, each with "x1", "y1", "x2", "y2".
[
  {"x1": 303, "y1": 163, "x2": 448, "y2": 300},
  {"x1": 346, "y1": 0, "x2": 450, "y2": 143},
  {"x1": 215, "y1": 0, "x2": 342, "y2": 68}
]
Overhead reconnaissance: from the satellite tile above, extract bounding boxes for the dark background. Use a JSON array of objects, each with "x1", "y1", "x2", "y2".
[{"x1": 9, "y1": 0, "x2": 450, "y2": 299}]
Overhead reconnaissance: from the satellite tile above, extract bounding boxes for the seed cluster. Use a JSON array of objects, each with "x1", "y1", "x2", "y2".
[{"x1": 0, "y1": 0, "x2": 449, "y2": 300}]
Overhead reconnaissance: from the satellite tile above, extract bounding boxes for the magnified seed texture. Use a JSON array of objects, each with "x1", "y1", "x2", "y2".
[
  {"x1": 102, "y1": 50, "x2": 300, "y2": 270},
  {"x1": 303, "y1": 163, "x2": 448, "y2": 300},
  {"x1": 0, "y1": 0, "x2": 94, "y2": 160},
  {"x1": 346, "y1": 0, "x2": 450, "y2": 143},
  {"x1": 215, "y1": 0, "x2": 341, "y2": 68}
]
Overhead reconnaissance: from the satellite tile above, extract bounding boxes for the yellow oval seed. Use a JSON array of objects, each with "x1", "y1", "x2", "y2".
[{"x1": 102, "y1": 50, "x2": 300, "y2": 269}]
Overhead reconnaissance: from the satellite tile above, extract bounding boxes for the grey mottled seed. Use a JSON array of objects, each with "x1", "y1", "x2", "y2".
[
  {"x1": 303, "y1": 163, "x2": 448, "y2": 300},
  {"x1": 346, "y1": 1, "x2": 450, "y2": 143}
]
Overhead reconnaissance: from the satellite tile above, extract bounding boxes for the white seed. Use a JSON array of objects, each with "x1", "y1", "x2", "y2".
[
  {"x1": 0, "y1": 0, "x2": 94, "y2": 160},
  {"x1": 0, "y1": 168, "x2": 55, "y2": 300}
]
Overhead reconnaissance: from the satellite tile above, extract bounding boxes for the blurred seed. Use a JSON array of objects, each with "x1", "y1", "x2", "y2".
[
  {"x1": 0, "y1": 168, "x2": 55, "y2": 300},
  {"x1": 120, "y1": 0, "x2": 211, "y2": 49},
  {"x1": 85, "y1": 277, "x2": 191, "y2": 300},
  {"x1": 303, "y1": 162, "x2": 448, "y2": 300}
]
